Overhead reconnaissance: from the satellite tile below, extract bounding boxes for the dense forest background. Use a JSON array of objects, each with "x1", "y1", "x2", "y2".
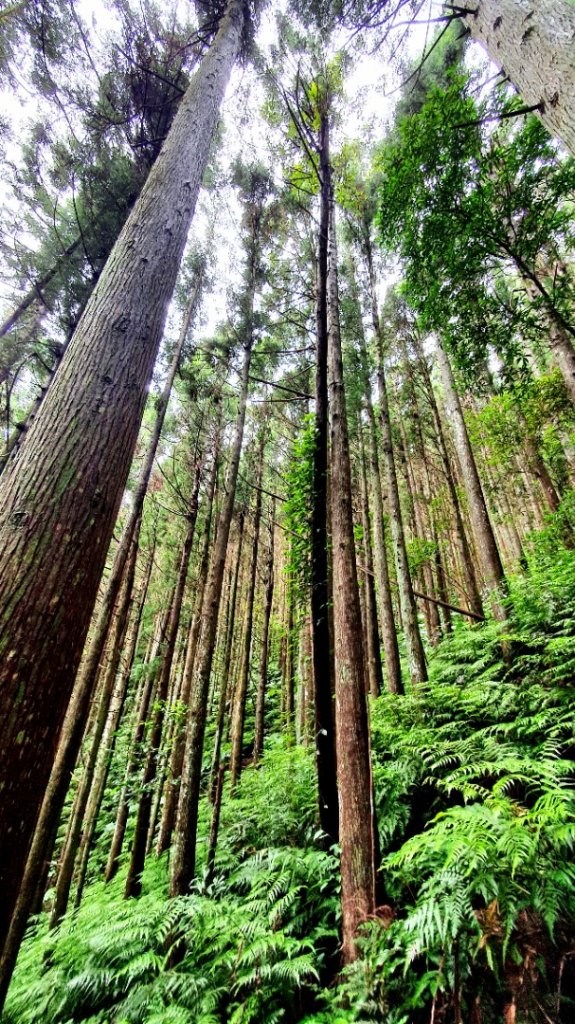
[{"x1": 1, "y1": 1, "x2": 575, "y2": 1022}]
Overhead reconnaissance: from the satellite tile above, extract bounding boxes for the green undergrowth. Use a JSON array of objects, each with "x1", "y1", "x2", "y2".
[{"x1": 5, "y1": 539, "x2": 575, "y2": 1023}]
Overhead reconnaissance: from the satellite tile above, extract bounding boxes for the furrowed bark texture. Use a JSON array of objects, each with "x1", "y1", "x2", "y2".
[
  {"x1": 0, "y1": 0, "x2": 244, "y2": 950},
  {"x1": 462, "y1": 0, "x2": 575, "y2": 155},
  {"x1": 327, "y1": 201, "x2": 375, "y2": 965}
]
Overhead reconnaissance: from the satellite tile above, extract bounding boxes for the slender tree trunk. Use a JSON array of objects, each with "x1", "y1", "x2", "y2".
[
  {"x1": 327, "y1": 198, "x2": 375, "y2": 964},
  {"x1": 361, "y1": 240, "x2": 427, "y2": 685},
  {"x1": 104, "y1": 601, "x2": 172, "y2": 883},
  {"x1": 0, "y1": 1, "x2": 244, "y2": 949},
  {"x1": 415, "y1": 338, "x2": 484, "y2": 619},
  {"x1": 461, "y1": 0, "x2": 575, "y2": 156},
  {"x1": 311, "y1": 110, "x2": 339, "y2": 845},
  {"x1": 254, "y1": 506, "x2": 275, "y2": 763},
  {"x1": 229, "y1": 436, "x2": 265, "y2": 788},
  {"x1": 0, "y1": 238, "x2": 81, "y2": 342},
  {"x1": 124, "y1": 475, "x2": 201, "y2": 898},
  {"x1": 156, "y1": 439, "x2": 220, "y2": 856},
  {"x1": 358, "y1": 421, "x2": 384, "y2": 698},
  {"x1": 50, "y1": 526, "x2": 142, "y2": 926},
  {"x1": 171, "y1": 320, "x2": 255, "y2": 896},
  {"x1": 72, "y1": 534, "x2": 157, "y2": 906},
  {"x1": 435, "y1": 337, "x2": 507, "y2": 617},
  {"x1": 208, "y1": 514, "x2": 245, "y2": 800}
]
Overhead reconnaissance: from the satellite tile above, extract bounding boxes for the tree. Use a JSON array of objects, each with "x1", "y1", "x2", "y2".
[
  {"x1": 0, "y1": 0, "x2": 249, "y2": 953},
  {"x1": 461, "y1": 0, "x2": 575, "y2": 155}
]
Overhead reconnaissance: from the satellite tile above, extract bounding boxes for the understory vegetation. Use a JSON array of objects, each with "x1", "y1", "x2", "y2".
[{"x1": 5, "y1": 523, "x2": 575, "y2": 1024}]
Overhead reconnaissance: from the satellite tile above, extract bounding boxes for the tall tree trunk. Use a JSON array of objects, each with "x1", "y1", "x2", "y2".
[
  {"x1": 414, "y1": 337, "x2": 484, "y2": 619},
  {"x1": 461, "y1": 0, "x2": 575, "y2": 156},
  {"x1": 229, "y1": 436, "x2": 265, "y2": 788},
  {"x1": 435, "y1": 336, "x2": 507, "y2": 617},
  {"x1": 156, "y1": 436, "x2": 220, "y2": 856},
  {"x1": 254, "y1": 506, "x2": 275, "y2": 763},
  {"x1": 362, "y1": 240, "x2": 427, "y2": 686},
  {"x1": 311, "y1": 109, "x2": 339, "y2": 845},
  {"x1": 209, "y1": 513, "x2": 245, "y2": 799},
  {"x1": 358, "y1": 421, "x2": 384, "y2": 698},
  {"x1": 104, "y1": 601, "x2": 172, "y2": 883},
  {"x1": 50, "y1": 526, "x2": 142, "y2": 926},
  {"x1": 327, "y1": 199, "x2": 375, "y2": 964},
  {"x1": 171, "y1": 321, "x2": 255, "y2": 896},
  {"x1": 0, "y1": 279, "x2": 202, "y2": 997},
  {"x1": 72, "y1": 533, "x2": 157, "y2": 907},
  {"x1": 0, "y1": 1, "x2": 244, "y2": 948},
  {"x1": 124, "y1": 473, "x2": 201, "y2": 898}
]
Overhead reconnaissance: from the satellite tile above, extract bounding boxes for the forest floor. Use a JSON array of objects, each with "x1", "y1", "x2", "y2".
[{"x1": 4, "y1": 521, "x2": 575, "y2": 1024}]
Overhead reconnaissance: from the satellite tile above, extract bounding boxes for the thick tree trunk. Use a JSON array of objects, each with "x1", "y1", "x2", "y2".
[
  {"x1": 311, "y1": 110, "x2": 339, "y2": 845},
  {"x1": 0, "y1": 0, "x2": 243, "y2": 948},
  {"x1": 435, "y1": 337, "x2": 507, "y2": 617},
  {"x1": 0, "y1": 278, "x2": 202, "y2": 990},
  {"x1": 327, "y1": 200, "x2": 375, "y2": 964},
  {"x1": 462, "y1": 0, "x2": 575, "y2": 155}
]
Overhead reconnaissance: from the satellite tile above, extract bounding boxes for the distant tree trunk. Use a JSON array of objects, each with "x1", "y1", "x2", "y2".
[
  {"x1": 209, "y1": 513, "x2": 245, "y2": 799},
  {"x1": 0, "y1": 0, "x2": 244, "y2": 950},
  {"x1": 327, "y1": 199, "x2": 375, "y2": 964},
  {"x1": 171, "y1": 326, "x2": 255, "y2": 896},
  {"x1": 0, "y1": 238, "x2": 81, "y2": 342},
  {"x1": 104, "y1": 601, "x2": 173, "y2": 883},
  {"x1": 124, "y1": 471, "x2": 201, "y2": 898},
  {"x1": 361, "y1": 241, "x2": 427, "y2": 685},
  {"x1": 435, "y1": 337, "x2": 507, "y2": 617},
  {"x1": 345, "y1": 254, "x2": 401, "y2": 694},
  {"x1": 156, "y1": 436, "x2": 220, "y2": 855},
  {"x1": 73, "y1": 534, "x2": 157, "y2": 906},
  {"x1": 414, "y1": 336, "x2": 484, "y2": 620},
  {"x1": 254, "y1": 506, "x2": 275, "y2": 763},
  {"x1": 462, "y1": 0, "x2": 575, "y2": 156},
  {"x1": 205, "y1": 761, "x2": 226, "y2": 884},
  {"x1": 311, "y1": 109, "x2": 339, "y2": 845},
  {"x1": 357, "y1": 421, "x2": 384, "y2": 698},
  {"x1": 230, "y1": 436, "x2": 265, "y2": 789}
]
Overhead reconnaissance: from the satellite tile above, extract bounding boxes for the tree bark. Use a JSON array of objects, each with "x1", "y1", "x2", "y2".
[
  {"x1": 327, "y1": 199, "x2": 375, "y2": 964},
  {"x1": 171, "y1": 302, "x2": 255, "y2": 896},
  {"x1": 462, "y1": 0, "x2": 575, "y2": 156},
  {"x1": 0, "y1": 0, "x2": 244, "y2": 948},
  {"x1": 253, "y1": 506, "x2": 275, "y2": 763},
  {"x1": 435, "y1": 336, "x2": 507, "y2": 617},
  {"x1": 311, "y1": 109, "x2": 339, "y2": 845},
  {"x1": 208, "y1": 513, "x2": 245, "y2": 799},
  {"x1": 156, "y1": 432, "x2": 220, "y2": 856},
  {"x1": 229, "y1": 435, "x2": 265, "y2": 788},
  {"x1": 124, "y1": 473, "x2": 201, "y2": 898}
]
